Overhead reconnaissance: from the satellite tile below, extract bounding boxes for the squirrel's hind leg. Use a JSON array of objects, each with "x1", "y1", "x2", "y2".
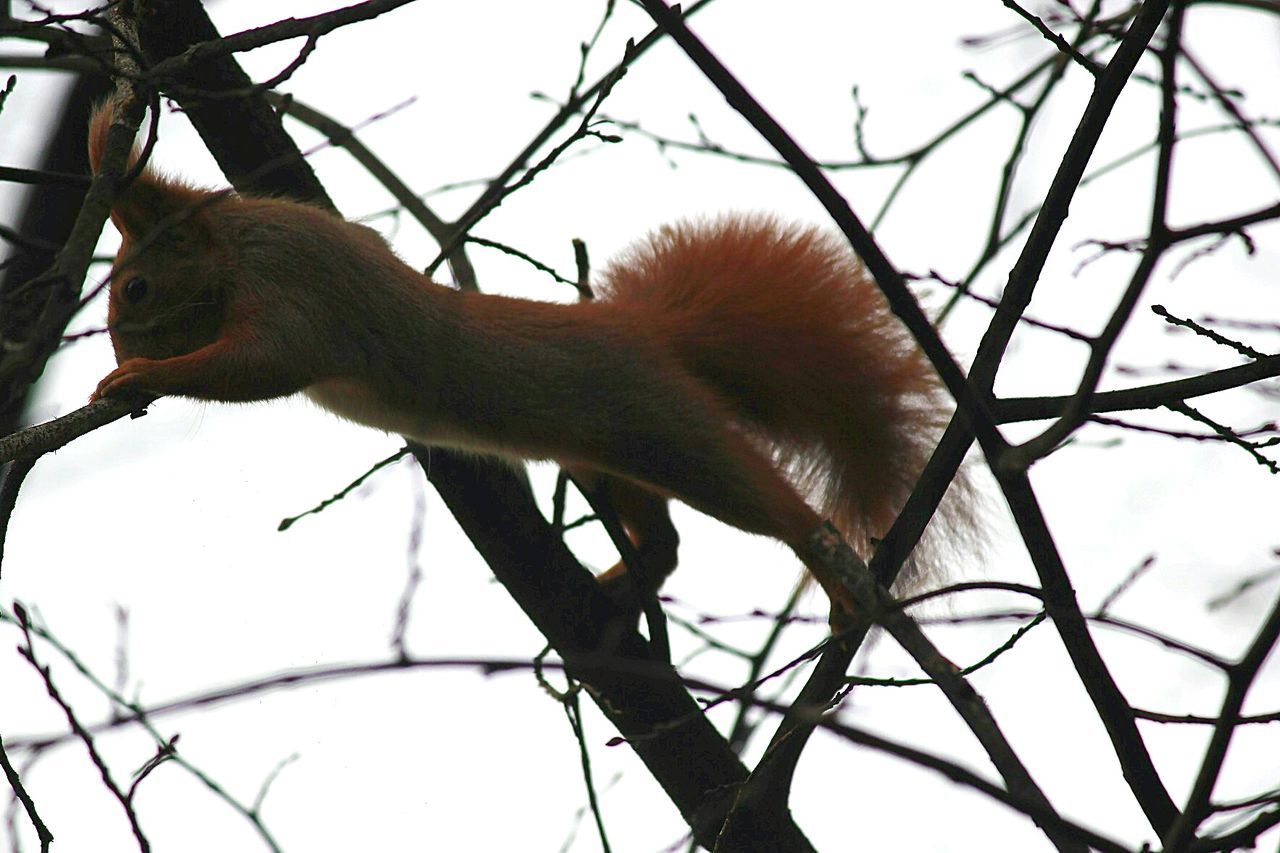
[{"x1": 568, "y1": 469, "x2": 680, "y2": 605}]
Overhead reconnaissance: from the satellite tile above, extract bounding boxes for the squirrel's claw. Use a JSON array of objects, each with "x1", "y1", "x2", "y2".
[{"x1": 91, "y1": 358, "x2": 155, "y2": 403}]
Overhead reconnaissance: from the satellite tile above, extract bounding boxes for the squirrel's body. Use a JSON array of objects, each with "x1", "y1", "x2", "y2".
[{"x1": 89, "y1": 103, "x2": 972, "y2": 614}]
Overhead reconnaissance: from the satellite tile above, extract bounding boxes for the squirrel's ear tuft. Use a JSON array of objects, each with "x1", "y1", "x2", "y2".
[
  {"x1": 87, "y1": 98, "x2": 133, "y2": 178},
  {"x1": 88, "y1": 99, "x2": 216, "y2": 243},
  {"x1": 112, "y1": 181, "x2": 216, "y2": 246}
]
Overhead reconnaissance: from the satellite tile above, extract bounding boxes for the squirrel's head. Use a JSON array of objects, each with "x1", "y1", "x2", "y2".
[{"x1": 89, "y1": 101, "x2": 230, "y2": 363}]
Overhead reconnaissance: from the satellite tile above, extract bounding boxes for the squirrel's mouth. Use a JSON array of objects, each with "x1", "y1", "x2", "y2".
[{"x1": 110, "y1": 305, "x2": 223, "y2": 362}]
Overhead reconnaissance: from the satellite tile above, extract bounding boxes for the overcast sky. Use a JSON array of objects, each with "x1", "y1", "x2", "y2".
[{"x1": 1, "y1": 1, "x2": 1278, "y2": 851}]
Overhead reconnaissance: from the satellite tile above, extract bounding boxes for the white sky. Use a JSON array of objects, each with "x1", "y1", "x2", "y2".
[{"x1": 1, "y1": 1, "x2": 1278, "y2": 851}]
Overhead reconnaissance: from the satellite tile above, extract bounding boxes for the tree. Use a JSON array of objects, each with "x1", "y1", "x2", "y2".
[{"x1": 0, "y1": 1, "x2": 1277, "y2": 850}]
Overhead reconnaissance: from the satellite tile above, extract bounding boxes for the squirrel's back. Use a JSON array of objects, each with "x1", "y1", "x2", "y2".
[{"x1": 596, "y1": 214, "x2": 972, "y2": 588}]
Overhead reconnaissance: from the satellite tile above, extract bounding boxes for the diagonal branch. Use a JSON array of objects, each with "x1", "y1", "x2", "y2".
[
  {"x1": 1007, "y1": 1, "x2": 1185, "y2": 468},
  {"x1": 0, "y1": 733, "x2": 53, "y2": 851},
  {"x1": 142, "y1": 0, "x2": 420, "y2": 82},
  {"x1": 803, "y1": 527, "x2": 1085, "y2": 852},
  {"x1": 638, "y1": 0, "x2": 1183, "y2": 839},
  {"x1": 1164, "y1": 590, "x2": 1280, "y2": 850}
]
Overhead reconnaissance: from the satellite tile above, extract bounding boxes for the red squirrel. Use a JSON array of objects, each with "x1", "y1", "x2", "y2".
[{"x1": 87, "y1": 101, "x2": 973, "y2": 617}]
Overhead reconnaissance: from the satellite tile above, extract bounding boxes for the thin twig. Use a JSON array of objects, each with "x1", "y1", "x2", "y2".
[
  {"x1": 15, "y1": 604, "x2": 151, "y2": 851},
  {"x1": 0, "y1": 735, "x2": 52, "y2": 852},
  {"x1": 278, "y1": 447, "x2": 411, "y2": 531}
]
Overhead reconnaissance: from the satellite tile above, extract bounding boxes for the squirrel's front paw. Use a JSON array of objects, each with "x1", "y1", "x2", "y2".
[{"x1": 91, "y1": 358, "x2": 158, "y2": 403}]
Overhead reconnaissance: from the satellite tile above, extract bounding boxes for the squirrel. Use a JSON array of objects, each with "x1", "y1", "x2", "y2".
[{"x1": 87, "y1": 101, "x2": 974, "y2": 618}]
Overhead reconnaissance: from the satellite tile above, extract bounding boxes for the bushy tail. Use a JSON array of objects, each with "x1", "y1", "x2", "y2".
[{"x1": 597, "y1": 214, "x2": 975, "y2": 590}]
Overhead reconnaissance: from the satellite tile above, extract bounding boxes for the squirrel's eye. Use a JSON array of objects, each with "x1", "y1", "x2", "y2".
[{"x1": 122, "y1": 276, "x2": 149, "y2": 304}]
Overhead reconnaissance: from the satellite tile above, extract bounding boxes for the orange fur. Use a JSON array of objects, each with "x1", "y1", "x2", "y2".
[{"x1": 88, "y1": 101, "x2": 975, "y2": 616}]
